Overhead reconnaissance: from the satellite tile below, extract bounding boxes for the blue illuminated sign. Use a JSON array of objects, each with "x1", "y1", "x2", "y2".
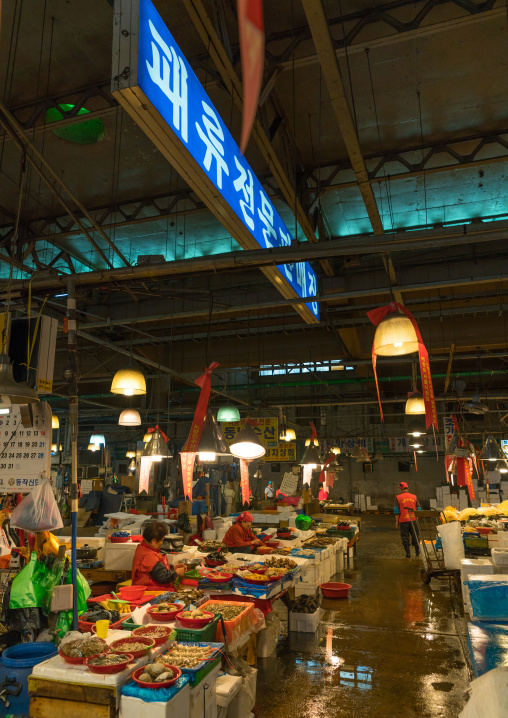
[{"x1": 137, "y1": 0, "x2": 319, "y2": 320}]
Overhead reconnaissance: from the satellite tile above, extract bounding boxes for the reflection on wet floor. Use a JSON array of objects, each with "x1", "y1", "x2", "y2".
[{"x1": 254, "y1": 515, "x2": 470, "y2": 718}]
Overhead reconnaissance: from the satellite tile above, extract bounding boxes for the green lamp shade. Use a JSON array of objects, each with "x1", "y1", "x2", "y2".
[
  {"x1": 217, "y1": 405, "x2": 240, "y2": 422},
  {"x1": 46, "y1": 104, "x2": 105, "y2": 144}
]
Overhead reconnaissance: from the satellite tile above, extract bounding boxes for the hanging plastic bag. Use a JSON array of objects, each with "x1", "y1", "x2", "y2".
[
  {"x1": 9, "y1": 552, "x2": 50, "y2": 609},
  {"x1": 177, "y1": 511, "x2": 191, "y2": 533},
  {"x1": 10, "y1": 479, "x2": 63, "y2": 532}
]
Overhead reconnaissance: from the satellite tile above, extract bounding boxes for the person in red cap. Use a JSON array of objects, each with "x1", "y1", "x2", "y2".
[
  {"x1": 394, "y1": 482, "x2": 421, "y2": 558},
  {"x1": 222, "y1": 512, "x2": 263, "y2": 553}
]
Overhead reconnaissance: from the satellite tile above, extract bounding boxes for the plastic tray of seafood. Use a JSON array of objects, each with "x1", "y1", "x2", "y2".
[
  {"x1": 199, "y1": 600, "x2": 255, "y2": 644},
  {"x1": 155, "y1": 641, "x2": 223, "y2": 677}
]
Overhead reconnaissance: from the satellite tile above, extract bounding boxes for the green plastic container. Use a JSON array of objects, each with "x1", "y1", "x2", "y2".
[
  {"x1": 189, "y1": 656, "x2": 221, "y2": 686},
  {"x1": 121, "y1": 615, "x2": 220, "y2": 642}
]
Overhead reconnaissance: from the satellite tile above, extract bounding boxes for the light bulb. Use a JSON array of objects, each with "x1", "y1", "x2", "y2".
[
  {"x1": 199, "y1": 452, "x2": 216, "y2": 462},
  {"x1": 394, "y1": 342, "x2": 403, "y2": 348},
  {"x1": 151, "y1": 455, "x2": 163, "y2": 462},
  {"x1": 0, "y1": 408, "x2": 9, "y2": 415},
  {"x1": 124, "y1": 388, "x2": 134, "y2": 396},
  {"x1": 411, "y1": 431, "x2": 422, "y2": 437}
]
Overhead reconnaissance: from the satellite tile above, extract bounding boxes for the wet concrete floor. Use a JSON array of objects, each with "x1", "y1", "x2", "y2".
[{"x1": 254, "y1": 515, "x2": 471, "y2": 718}]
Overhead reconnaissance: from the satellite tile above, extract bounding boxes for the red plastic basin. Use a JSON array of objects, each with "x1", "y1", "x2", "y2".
[
  {"x1": 119, "y1": 585, "x2": 146, "y2": 601},
  {"x1": 109, "y1": 536, "x2": 130, "y2": 543},
  {"x1": 320, "y1": 582, "x2": 352, "y2": 599},
  {"x1": 175, "y1": 610, "x2": 215, "y2": 628},
  {"x1": 476, "y1": 527, "x2": 493, "y2": 535},
  {"x1": 132, "y1": 665, "x2": 182, "y2": 689},
  {"x1": 85, "y1": 652, "x2": 134, "y2": 674},
  {"x1": 110, "y1": 636, "x2": 155, "y2": 657}
]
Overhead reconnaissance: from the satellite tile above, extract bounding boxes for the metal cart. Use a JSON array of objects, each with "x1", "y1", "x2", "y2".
[{"x1": 408, "y1": 509, "x2": 460, "y2": 586}]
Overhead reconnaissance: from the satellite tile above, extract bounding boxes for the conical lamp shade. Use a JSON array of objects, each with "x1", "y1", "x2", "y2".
[
  {"x1": 143, "y1": 432, "x2": 151, "y2": 443},
  {"x1": 480, "y1": 435, "x2": 505, "y2": 462},
  {"x1": 217, "y1": 404, "x2": 240, "y2": 422},
  {"x1": 373, "y1": 315, "x2": 419, "y2": 357},
  {"x1": 142, "y1": 429, "x2": 171, "y2": 461},
  {"x1": 52, "y1": 415, "x2": 59, "y2": 429},
  {"x1": 230, "y1": 421, "x2": 266, "y2": 460},
  {"x1": 331, "y1": 445, "x2": 341, "y2": 455},
  {"x1": 300, "y1": 441, "x2": 322, "y2": 468},
  {"x1": 496, "y1": 460, "x2": 508, "y2": 473},
  {"x1": 0, "y1": 353, "x2": 39, "y2": 404},
  {"x1": 110, "y1": 368, "x2": 146, "y2": 396},
  {"x1": 374, "y1": 450, "x2": 384, "y2": 461},
  {"x1": 407, "y1": 418, "x2": 426, "y2": 437},
  {"x1": 198, "y1": 411, "x2": 231, "y2": 462},
  {"x1": 405, "y1": 394, "x2": 426, "y2": 415},
  {"x1": 118, "y1": 409, "x2": 141, "y2": 426},
  {"x1": 447, "y1": 431, "x2": 460, "y2": 454},
  {"x1": 351, "y1": 445, "x2": 363, "y2": 458}
]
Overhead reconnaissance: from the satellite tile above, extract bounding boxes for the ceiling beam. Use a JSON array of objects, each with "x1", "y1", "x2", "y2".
[
  {"x1": 4, "y1": 218, "x2": 508, "y2": 293},
  {"x1": 180, "y1": 0, "x2": 334, "y2": 278}
]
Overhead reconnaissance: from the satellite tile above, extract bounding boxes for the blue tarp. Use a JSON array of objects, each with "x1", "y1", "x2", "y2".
[
  {"x1": 121, "y1": 674, "x2": 190, "y2": 702},
  {"x1": 467, "y1": 622, "x2": 508, "y2": 677}
]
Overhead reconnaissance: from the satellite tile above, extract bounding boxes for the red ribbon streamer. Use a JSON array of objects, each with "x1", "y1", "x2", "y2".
[
  {"x1": 238, "y1": 0, "x2": 264, "y2": 153},
  {"x1": 180, "y1": 362, "x2": 220, "y2": 501},
  {"x1": 367, "y1": 302, "x2": 438, "y2": 431},
  {"x1": 319, "y1": 453, "x2": 336, "y2": 483},
  {"x1": 309, "y1": 422, "x2": 317, "y2": 441},
  {"x1": 240, "y1": 458, "x2": 250, "y2": 506},
  {"x1": 147, "y1": 425, "x2": 169, "y2": 443}
]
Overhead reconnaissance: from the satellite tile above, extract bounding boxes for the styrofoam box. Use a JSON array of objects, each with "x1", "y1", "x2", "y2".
[
  {"x1": 289, "y1": 608, "x2": 323, "y2": 633},
  {"x1": 460, "y1": 558, "x2": 494, "y2": 612},
  {"x1": 492, "y1": 549, "x2": 508, "y2": 570},
  {"x1": 335, "y1": 551, "x2": 344, "y2": 575},
  {"x1": 190, "y1": 663, "x2": 220, "y2": 718},
  {"x1": 119, "y1": 681, "x2": 190, "y2": 718},
  {"x1": 216, "y1": 674, "x2": 242, "y2": 708},
  {"x1": 202, "y1": 529, "x2": 216, "y2": 541},
  {"x1": 302, "y1": 564, "x2": 320, "y2": 584},
  {"x1": 104, "y1": 541, "x2": 138, "y2": 570},
  {"x1": 225, "y1": 669, "x2": 257, "y2": 718}
]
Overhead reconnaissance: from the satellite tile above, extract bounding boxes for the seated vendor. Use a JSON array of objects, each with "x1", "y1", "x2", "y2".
[
  {"x1": 132, "y1": 521, "x2": 186, "y2": 588},
  {"x1": 222, "y1": 512, "x2": 263, "y2": 554}
]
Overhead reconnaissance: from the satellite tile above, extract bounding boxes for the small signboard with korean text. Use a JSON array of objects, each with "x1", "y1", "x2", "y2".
[
  {"x1": 279, "y1": 471, "x2": 299, "y2": 495},
  {"x1": 112, "y1": 0, "x2": 319, "y2": 324},
  {"x1": 263, "y1": 442, "x2": 297, "y2": 463},
  {"x1": 0, "y1": 403, "x2": 51, "y2": 493}
]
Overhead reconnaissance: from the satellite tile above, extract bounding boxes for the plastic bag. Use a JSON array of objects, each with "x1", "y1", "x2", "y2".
[
  {"x1": 295, "y1": 514, "x2": 312, "y2": 531},
  {"x1": 177, "y1": 511, "x2": 191, "y2": 533},
  {"x1": 9, "y1": 552, "x2": 51, "y2": 609},
  {"x1": 437, "y1": 521, "x2": 465, "y2": 569},
  {"x1": 10, "y1": 479, "x2": 63, "y2": 532}
]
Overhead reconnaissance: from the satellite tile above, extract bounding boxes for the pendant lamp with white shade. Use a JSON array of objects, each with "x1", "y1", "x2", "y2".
[
  {"x1": 279, "y1": 426, "x2": 296, "y2": 441},
  {"x1": 230, "y1": 421, "x2": 266, "y2": 460},
  {"x1": 110, "y1": 368, "x2": 146, "y2": 396},
  {"x1": 118, "y1": 409, "x2": 141, "y2": 426},
  {"x1": 405, "y1": 394, "x2": 426, "y2": 415},
  {"x1": 52, "y1": 415, "x2": 59, "y2": 429},
  {"x1": 373, "y1": 315, "x2": 418, "y2": 357}
]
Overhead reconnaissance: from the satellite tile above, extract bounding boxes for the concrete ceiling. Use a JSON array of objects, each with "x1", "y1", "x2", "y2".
[{"x1": 1, "y1": 0, "x2": 508, "y2": 441}]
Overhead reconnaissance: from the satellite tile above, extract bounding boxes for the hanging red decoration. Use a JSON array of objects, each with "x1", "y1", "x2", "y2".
[{"x1": 237, "y1": 0, "x2": 265, "y2": 153}]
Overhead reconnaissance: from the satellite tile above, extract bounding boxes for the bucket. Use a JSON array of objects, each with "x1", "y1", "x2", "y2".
[{"x1": 0, "y1": 641, "x2": 57, "y2": 715}]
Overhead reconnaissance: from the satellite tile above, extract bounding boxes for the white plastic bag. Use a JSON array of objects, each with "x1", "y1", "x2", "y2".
[
  {"x1": 10, "y1": 479, "x2": 63, "y2": 532},
  {"x1": 437, "y1": 520, "x2": 465, "y2": 569}
]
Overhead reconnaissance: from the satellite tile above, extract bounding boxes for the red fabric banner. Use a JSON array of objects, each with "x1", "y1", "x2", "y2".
[
  {"x1": 367, "y1": 302, "x2": 438, "y2": 431},
  {"x1": 146, "y1": 425, "x2": 169, "y2": 443},
  {"x1": 180, "y1": 361, "x2": 220, "y2": 501},
  {"x1": 319, "y1": 452, "x2": 336, "y2": 483},
  {"x1": 238, "y1": 0, "x2": 264, "y2": 153},
  {"x1": 240, "y1": 458, "x2": 250, "y2": 506}
]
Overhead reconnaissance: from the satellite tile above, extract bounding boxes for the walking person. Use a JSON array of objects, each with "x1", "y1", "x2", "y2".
[{"x1": 394, "y1": 482, "x2": 421, "y2": 558}]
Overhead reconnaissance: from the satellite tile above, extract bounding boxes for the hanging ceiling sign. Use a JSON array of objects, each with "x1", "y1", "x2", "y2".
[
  {"x1": 112, "y1": 0, "x2": 319, "y2": 324},
  {"x1": 0, "y1": 403, "x2": 51, "y2": 493}
]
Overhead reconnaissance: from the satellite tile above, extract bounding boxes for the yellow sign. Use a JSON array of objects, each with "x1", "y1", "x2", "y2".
[
  {"x1": 222, "y1": 417, "x2": 278, "y2": 449},
  {"x1": 263, "y1": 442, "x2": 297, "y2": 463}
]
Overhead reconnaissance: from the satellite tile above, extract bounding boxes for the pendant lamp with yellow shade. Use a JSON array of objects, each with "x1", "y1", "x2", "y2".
[
  {"x1": 373, "y1": 315, "x2": 418, "y2": 357},
  {"x1": 110, "y1": 368, "x2": 146, "y2": 396}
]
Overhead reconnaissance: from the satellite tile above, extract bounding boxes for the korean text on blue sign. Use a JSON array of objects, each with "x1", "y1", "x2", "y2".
[{"x1": 137, "y1": 0, "x2": 319, "y2": 320}]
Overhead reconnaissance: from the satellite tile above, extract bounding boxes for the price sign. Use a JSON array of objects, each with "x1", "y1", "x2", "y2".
[
  {"x1": 279, "y1": 472, "x2": 299, "y2": 495},
  {"x1": 0, "y1": 402, "x2": 51, "y2": 493}
]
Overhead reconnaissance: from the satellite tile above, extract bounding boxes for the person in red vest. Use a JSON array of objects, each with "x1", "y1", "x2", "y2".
[
  {"x1": 132, "y1": 521, "x2": 186, "y2": 588},
  {"x1": 222, "y1": 512, "x2": 263, "y2": 554},
  {"x1": 394, "y1": 482, "x2": 421, "y2": 558}
]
